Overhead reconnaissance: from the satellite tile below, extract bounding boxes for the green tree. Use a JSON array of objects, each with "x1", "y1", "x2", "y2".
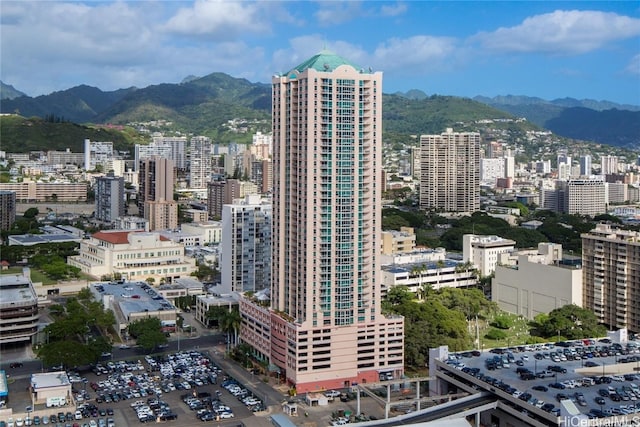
[
  {"x1": 491, "y1": 314, "x2": 513, "y2": 330},
  {"x1": 128, "y1": 317, "x2": 167, "y2": 352},
  {"x1": 382, "y1": 286, "x2": 414, "y2": 312},
  {"x1": 535, "y1": 304, "x2": 606, "y2": 340},
  {"x1": 23, "y1": 207, "x2": 39, "y2": 219},
  {"x1": 77, "y1": 287, "x2": 93, "y2": 302},
  {"x1": 37, "y1": 341, "x2": 96, "y2": 369},
  {"x1": 220, "y1": 308, "x2": 242, "y2": 347}
]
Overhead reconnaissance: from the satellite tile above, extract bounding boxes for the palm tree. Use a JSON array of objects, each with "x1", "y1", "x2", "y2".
[
  {"x1": 217, "y1": 307, "x2": 242, "y2": 351},
  {"x1": 411, "y1": 264, "x2": 428, "y2": 300}
]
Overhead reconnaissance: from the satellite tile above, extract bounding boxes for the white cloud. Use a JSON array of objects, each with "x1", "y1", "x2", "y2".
[
  {"x1": 163, "y1": 0, "x2": 270, "y2": 38},
  {"x1": 271, "y1": 35, "x2": 369, "y2": 73},
  {"x1": 472, "y1": 10, "x2": 640, "y2": 55},
  {"x1": 372, "y1": 35, "x2": 458, "y2": 71},
  {"x1": 1, "y1": 2, "x2": 158, "y2": 64},
  {"x1": 379, "y1": 2, "x2": 407, "y2": 17},
  {"x1": 314, "y1": 1, "x2": 363, "y2": 27},
  {"x1": 624, "y1": 54, "x2": 640, "y2": 76}
]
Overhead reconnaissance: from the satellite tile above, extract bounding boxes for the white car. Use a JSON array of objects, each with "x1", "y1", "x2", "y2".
[
  {"x1": 219, "y1": 412, "x2": 234, "y2": 419},
  {"x1": 325, "y1": 390, "x2": 341, "y2": 398}
]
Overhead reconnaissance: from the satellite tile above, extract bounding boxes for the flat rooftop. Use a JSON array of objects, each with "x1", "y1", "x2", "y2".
[
  {"x1": 31, "y1": 372, "x2": 70, "y2": 389},
  {"x1": 8, "y1": 233, "x2": 81, "y2": 245},
  {"x1": 91, "y1": 281, "x2": 175, "y2": 319},
  {"x1": 383, "y1": 259, "x2": 462, "y2": 274},
  {"x1": 0, "y1": 274, "x2": 37, "y2": 307}
]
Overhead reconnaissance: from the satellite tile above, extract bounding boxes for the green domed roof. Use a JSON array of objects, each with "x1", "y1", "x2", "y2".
[{"x1": 288, "y1": 50, "x2": 361, "y2": 75}]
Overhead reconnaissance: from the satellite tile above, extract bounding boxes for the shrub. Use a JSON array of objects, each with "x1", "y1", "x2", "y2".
[{"x1": 485, "y1": 328, "x2": 508, "y2": 340}]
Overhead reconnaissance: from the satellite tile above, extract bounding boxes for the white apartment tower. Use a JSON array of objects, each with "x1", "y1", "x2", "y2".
[
  {"x1": 221, "y1": 194, "x2": 272, "y2": 294},
  {"x1": 135, "y1": 137, "x2": 187, "y2": 171},
  {"x1": 601, "y1": 155, "x2": 619, "y2": 175},
  {"x1": 189, "y1": 136, "x2": 212, "y2": 189},
  {"x1": 419, "y1": 129, "x2": 480, "y2": 212},
  {"x1": 240, "y1": 51, "x2": 404, "y2": 393}
]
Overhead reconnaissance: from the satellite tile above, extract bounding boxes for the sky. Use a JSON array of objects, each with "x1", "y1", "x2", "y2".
[{"x1": 1, "y1": 1, "x2": 639, "y2": 105}]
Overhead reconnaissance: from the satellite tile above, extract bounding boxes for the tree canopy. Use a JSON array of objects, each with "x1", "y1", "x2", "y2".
[
  {"x1": 381, "y1": 286, "x2": 496, "y2": 368},
  {"x1": 127, "y1": 317, "x2": 168, "y2": 351},
  {"x1": 533, "y1": 304, "x2": 607, "y2": 340}
]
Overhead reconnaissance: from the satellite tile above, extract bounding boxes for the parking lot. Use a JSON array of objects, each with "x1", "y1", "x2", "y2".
[
  {"x1": 1, "y1": 350, "x2": 266, "y2": 427},
  {"x1": 444, "y1": 339, "x2": 640, "y2": 421}
]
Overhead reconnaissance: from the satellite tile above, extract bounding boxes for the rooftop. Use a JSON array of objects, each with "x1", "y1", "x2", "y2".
[
  {"x1": 383, "y1": 259, "x2": 462, "y2": 274},
  {"x1": 287, "y1": 50, "x2": 362, "y2": 75},
  {"x1": 31, "y1": 371, "x2": 70, "y2": 389},
  {"x1": 0, "y1": 273, "x2": 37, "y2": 307},
  {"x1": 92, "y1": 230, "x2": 170, "y2": 245},
  {"x1": 90, "y1": 281, "x2": 176, "y2": 319}
]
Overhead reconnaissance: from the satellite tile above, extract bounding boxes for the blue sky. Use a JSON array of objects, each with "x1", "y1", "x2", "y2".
[{"x1": 1, "y1": 1, "x2": 639, "y2": 105}]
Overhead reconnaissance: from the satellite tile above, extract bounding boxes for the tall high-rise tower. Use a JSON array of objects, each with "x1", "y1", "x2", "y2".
[
  {"x1": 189, "y1": 136, "x2": 212, "y2": 189},
  {"x1": 419, "y1": 128, "x2": 480, "y2": 212},
  {"x1": 138, "y1": 157, "x2": 177, "y2": 231},
  {"x1": 240, "y1": 51, "x2": 404, "y2": 393},
  {"x1": 95, "y1": 172, "x2": 125, "y2": 223},
  {"x1": 221, "y1": 194, "x2": 272, "y2": 294}
]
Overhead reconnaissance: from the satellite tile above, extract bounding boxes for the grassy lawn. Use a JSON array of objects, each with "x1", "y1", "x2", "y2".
[{"x1": 473, "y1": 312, "x2": 543, "y2": 351}]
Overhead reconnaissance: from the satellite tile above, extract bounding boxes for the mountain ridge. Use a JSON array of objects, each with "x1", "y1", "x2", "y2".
[{"x1": 1, "y1": 76, "x2": 638, "y2": 149}]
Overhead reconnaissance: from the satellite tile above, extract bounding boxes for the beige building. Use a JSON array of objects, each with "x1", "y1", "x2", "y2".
[
  {"x1": 240, "y1": 51, "x2": 404, "y2": 393},
  {"x1": 462, "y1": 234, "x2": 516, "y2": 277},
  {"x1": 419, "y1": 128, "x2": 480, "y2": 213},
  {"x1": 30, "y1": 372, "x2": 72, "y2": 407},
  {"x1": 137, "y1": 156, "x2": 178, "y2": 231},
  {"x1": 145, "y1": 200, "x2": 178, "y2": 231},
  {"x1": 562, "y1": 178, "x2": 606, "y2": 216},
  {"x1": 381, "y1": 227, "x2": 416, "y2": 255},
  {"x1": 492, "y1": 243, "x2": 583, "y2": 319},
  {"x1": 582, "y1": 224, "x2": 640, "y2": 331},
  {"x1": 68, "y1": 230, "x2": 196, "y2": 282},
  {"x1": 0, "y1": 182, "x2": 87, "y2": 202}
]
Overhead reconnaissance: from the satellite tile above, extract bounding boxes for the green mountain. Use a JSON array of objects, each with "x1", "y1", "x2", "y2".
[
  {"x1": 0, "y1": 81, "x2": 27, "y2": 100},
  {"x1": 1, "y1": 84, "x2": 135, "y2": 123},
  {"x1": 2, "y1": 73, "x2": 638, "y2": 149},
  {"x1": 0, "y1": 115, "x2": 143, "y2": 153},
  {"x1": 474, "y1": 95, "x2": 640, "y2": 148}
]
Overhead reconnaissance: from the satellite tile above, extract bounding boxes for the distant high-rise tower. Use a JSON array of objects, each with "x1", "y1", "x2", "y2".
[
  {"x1": 0, "y1": 190, "x2": 16, "y2": 231},
  {"x1": 419, "y1": 128, "x2": 480, "y2": 212},
  {"x1": 95, "y1": 172, "x2": 125, "y2": 223},
  {"x1": 580, "y1": 155, "x2": 592, "y2": 176},
  {"x1": 601, "y1": 155, "x2": 618, "y2": 175},
  {"x1": 221, "y1": 194, "x2": 272, "y2": 294},
  {"x1": 189, "y1": 136, "x2": 212, "y2": 189},
  {"x1": 239, "y1": 51, "x2": 404, "y2": 393},
  {"x1": 138, "y1": 157, "x2": 177, "y2": 231}
]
